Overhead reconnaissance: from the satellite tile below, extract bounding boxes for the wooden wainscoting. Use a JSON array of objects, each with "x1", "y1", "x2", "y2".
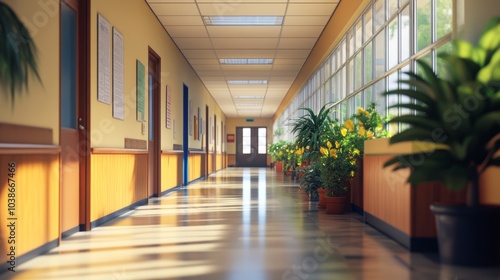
[
  {"x1": 188, "y1": 151, "x2": 204, "y2": 182},
  {"x1": 208, "y1": 153, "x2": 214, "y2": 174},
  {"x1": 227, "y1": 154, "x2": 236, "y2": 167},
  {"x1": 161, "y1": 151, "x2": 183, "y2": 192},
  {"x1": 480, "y1": 166, "x2": 500, "y2": 205},
  {"x1": 216, "y1": 153, "x2": 222, "y2": 171},
  {"x1": 363, "y1": 154, "x2": 412, "y2": 235},
  {"x1": 90, "y1": 149, "x2": 148, "y2": 223},
  {"x1": 0, "y1": 145, "x2": 60, "y2": 266}
]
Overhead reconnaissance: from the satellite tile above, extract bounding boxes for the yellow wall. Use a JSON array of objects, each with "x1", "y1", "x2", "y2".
[
  {"x1": 90, "y1": 0, "x2": 225, "y2": 149},
  {"x1": 0, "y1": 0, "x2": 61, "y2": 145}
]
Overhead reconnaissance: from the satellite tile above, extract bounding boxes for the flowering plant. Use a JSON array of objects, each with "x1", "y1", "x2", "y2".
[
  {"x1": 318, "y1": 121, "x2": 358, "y2": 197},
  {"x1": 269, "y1": 140, "x2": 291, "y2": 162}
]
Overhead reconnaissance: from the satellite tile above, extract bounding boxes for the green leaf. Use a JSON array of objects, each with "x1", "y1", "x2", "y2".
[
  {"x1": 478, "y1": 16, "x2": 500, "y2": 52},
  {"x1": 442, "y1": 165, "x2": 470, "y2": 191},
  {"x1": 388, "y1": 115, "x2": 442, "y2": 130},
  {"x1": 389, "y1": 127, "x2": 436, "y2": 144},
  {"x1": 383, "y1": 89, "x2": 436, "y2": 108},
  {"x1": 387, "y1": 103, "x2": 433, "y2": 116}
]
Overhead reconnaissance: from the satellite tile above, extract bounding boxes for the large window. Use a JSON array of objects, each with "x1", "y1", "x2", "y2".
[{"x1": 274, "y1": 0, "x2": 453, "y2": 139}]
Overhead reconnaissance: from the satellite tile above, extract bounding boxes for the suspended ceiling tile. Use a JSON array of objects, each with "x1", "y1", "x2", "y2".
[
  {"x1": 166, "y1": 26, "x2": 209, "y2": 37},
  {"x1": 281, "y1": 25, "x2": 324, "y2": 38},
  {"x1": 287, "y1": 3, "x2": 337, "y2": 16},
  {"x1": 157, "y1": 15, "x2": 203, "y2": 25},
  {"x1": 278, "y1": 37, "x2": 317, "y2": 49},
  {"x1": 272, "y1": 64, "x2": 302, "y2": 71},
  {"x1": 174, "y1": 38, "x2": 213, "y2": 49},
  {"x1": 192, "y1": 64, "x2": 222, "y2": 71},
  {"x1": 211, "y1": 38, "x2": 279, "y2": 49},
  {"x1": 188, "y1": 58, "x2": 219, "y2": 65},
  {"x1": 182, "y1": 49, "x2": 217, "y2": 59},
  {"x1": 275, "y1": 49, "x2": 311, "y2": 58},
  {"x1": 148, "y1": 3, "x2": 199, "y2": 15},
  {"x1": 284, "y1": 15, "x2": 331, "y2": 26},
  {"x1": 273, "y1": 58, "x2": 305, "y2": 65}
]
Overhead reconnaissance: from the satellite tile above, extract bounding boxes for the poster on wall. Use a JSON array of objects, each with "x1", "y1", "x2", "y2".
[
  {"x1": 97, "y1": 14, "x2": 111, "y2": 104},
  {"x1": 136, "y1": 60, "x2": 145, "y2": 121},
  {"x1": 166, "y1": 85, "x2": 172, "y2": 128},
  {"x1": 227, "y1": 134, "x2": 234, "y2": 143},
  {"x1": 112, "y1": 27, "x2": 124, "y2": 120}
]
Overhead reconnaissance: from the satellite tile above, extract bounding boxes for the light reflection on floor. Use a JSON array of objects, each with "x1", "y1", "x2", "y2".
[{"x1": 2, "y1": 168, "x2": 500, "y2": 279}]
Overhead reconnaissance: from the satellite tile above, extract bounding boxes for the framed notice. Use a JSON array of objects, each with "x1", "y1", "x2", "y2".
[
  {"x1": 112, "y1": 27, "x2": 124, "y2": 120},
  {"x1": 97, "y1": 14, "x2": 111, "y2": 104},
  {"x1": 227, "y1": 134, "x2": 235, "y2": 143},
  {"x1": 136, "y1": 60, "x2": 145, "y2": 121},
  {"x1": 166, "y1": 85, "x2": 172, "y2": 128}
]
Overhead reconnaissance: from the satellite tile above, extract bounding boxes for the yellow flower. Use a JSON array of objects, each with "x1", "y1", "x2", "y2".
[
  {"x1": 364, "y1": 111, "x2": 369, "y2": 117},
  {"x1": 367, "y1": 131, "x2": 374, "y2": 139},
  {"x1": 358, "y1": 126, "x2": 366, "y2": 136},
  {"x1": 376, "y1": 124, "x2": 383, "y2": 131},
  {"x1": 327, "y1": 141, "x2": 332, "y2": 148},
  {"x1": 330, "y1": 149, "x2": 337, "y2": 158},
  {"x1": 357, "y1": 107, "x2": 364, "y2": 115},
  {"x1": 335, "y1": 141, "x2": 340, "y2": 149},
  {"x1": 320, "y1": 147, "x2": 329, "y2": 156},
  {"x1": 345, "y1": 119, "x2": 355, "y2": 132},
  {"x1": 341, "y1": 128, "x2": 347, "y2": 137},
  {"x1": 296, "y1": 148, "x2": 302, "y2": 155},
  {"x1": 353, "y1": 148, "x2": 360, "y2": 156},
  {"x1": 306, "y1": 146, "x2": 310, "y2": 150},
  {"x1": 350, "y1": 171, "x2": 355, "y2": 177}
]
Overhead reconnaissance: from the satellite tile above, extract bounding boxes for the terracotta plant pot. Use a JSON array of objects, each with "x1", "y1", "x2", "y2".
[
  {"x1": 317, "y1": 188, "x2": 326, "y2": 209},
  {"x1": 275, "y1": 161, "x2": 283, "y2": 172},
  {"x1": 324, "y1": 195, "x2": 345, "y2": 214}
]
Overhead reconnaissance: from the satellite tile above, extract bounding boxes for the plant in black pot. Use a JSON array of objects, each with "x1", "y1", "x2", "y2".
[{"x1": 383, "y1": 17, "x2": 500, "y2": 266}]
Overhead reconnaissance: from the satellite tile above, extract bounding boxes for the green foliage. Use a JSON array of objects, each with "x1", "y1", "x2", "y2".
[
  {"x1": 291, "y1": 103, "x2": 334, "y2": 161},
  {"x1": 383, "y1": 17, "x2": 500, "y2": 206},
  {"x1": 0, "y1": 2, "x2": 40, "y2": 104},
  {"x1": 269, "y1": 140, "x2": 290, "y2": 162},
  {"x1": 298, "y1": 161, "x2": 322, "y2": 195}
]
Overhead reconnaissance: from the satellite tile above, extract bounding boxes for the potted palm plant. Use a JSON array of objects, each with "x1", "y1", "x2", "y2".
[
  {"x1": 383, "y1": 17, "x2": 500, "y2": 266},
  {"x1": 0, "y1": 1, "x2": 40, "y2": 105}
]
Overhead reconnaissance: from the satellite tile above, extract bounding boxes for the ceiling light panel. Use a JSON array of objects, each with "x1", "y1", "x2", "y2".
[
  {"x1": 203, "y1": 16, "x2": 284, "y2": 26},
  {"x1": 219, "y1": 58, "x2": 273, "y2": 65},
  {"x1": 227, "y1": 80, "x2": 268, "y2": 85}
]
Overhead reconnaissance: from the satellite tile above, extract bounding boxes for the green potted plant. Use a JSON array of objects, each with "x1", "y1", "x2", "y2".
[
  {"x1": 291, "y1": 102, "x2": 334, "y2": 162},
  {"x1": 1, "y1": 1, "x2": 40, "y2": 105},
  {"x1": 268, "y1": 140, "x2": 290, "y2": 172},
  {"x1": 383, "y1": 17, "x2": 500, "y2": 266},
  {"x1": 318, "y1": 120, "x2": 358, "y2": 214},
  {"x1": 298, "y1": 160, "x2": 322, "y2": 202}
]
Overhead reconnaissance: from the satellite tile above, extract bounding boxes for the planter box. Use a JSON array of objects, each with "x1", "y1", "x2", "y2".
[{"x1": 363, "y1": 138, "x2": 467, "y2": 252}]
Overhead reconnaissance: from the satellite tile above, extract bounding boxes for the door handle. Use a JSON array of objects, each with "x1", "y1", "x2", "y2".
[{"x1": 79, "y1": 124, "x2": 85, "y2": 131}]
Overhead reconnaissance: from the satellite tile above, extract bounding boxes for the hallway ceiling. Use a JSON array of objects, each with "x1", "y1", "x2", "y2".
[{"x1": 146, "y1": 0, "x2": 340, "y2": 118}]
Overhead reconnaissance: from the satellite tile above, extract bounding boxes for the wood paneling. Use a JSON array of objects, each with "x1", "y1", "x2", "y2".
[
  {"x1": 188, "y1": 153, "x2": 203, "y2": 182},
  {"x1": 227, "y1": 154, "x2": 236, "y2": 167},
  {"x1": 0, "y1": 152, "x2": 59, "y2": 263},
  {"x1": 90, "y1": 152, "x2": 148, "y2": 221},
  {"x1": 161, "y1": 152, "x2": 182, "y2": 191},
  {"x1": 208, "y1": 153, "x2": 214, "y2": 174},
  {"x1": 216, "y1": 153, "x2": 222, "y2": 171},
  {"x1": 364, "y1": 155, "x2": 411, "y2": 235},
  {"x1": 351, "y1": 159, "x2": 363, "y2": 209},
  {"x1": 480, "y1": 166, "x2": 500, "y2": 205},
  {"x1": 0, "y1": 123, "x2": 53, "y2": 145},
  {"x1": 364, "y1": 154, "x2": 467, "y2": 238}
]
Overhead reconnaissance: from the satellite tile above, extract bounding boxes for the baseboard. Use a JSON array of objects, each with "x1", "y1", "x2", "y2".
[
  {"x1": 61, "y1": 225, "x2": 80, "y2": 239},
  {"x1": 90, "y1": 198, "x2": 148, "y2": 229},
  {"x1": 0, "y1": 238, "x2": 58, "y2": 273},
  {"x1": 188, "y1": 176, "x2": 206, "y2": 184},
  {"x1": 161, "y1": 185, "x2": 182, "y2": 196},
  {"x1": 365, "y1": 211, "x2": 437, "y2": 252},
  {"x1": 351, "y1": 203, "x2": 364, "y2": 215}
]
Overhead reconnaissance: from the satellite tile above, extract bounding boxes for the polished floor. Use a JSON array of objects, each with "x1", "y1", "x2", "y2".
[{"x1": 3, "y1": 168, "x2": 500, "y2": 280}]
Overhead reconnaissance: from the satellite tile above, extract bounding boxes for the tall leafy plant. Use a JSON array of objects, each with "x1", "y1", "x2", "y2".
[
  {"x1": 291, "y1": 103, "x2": 334, "y2": 161},
  {"x1": 383, "y1": 17, "x2": 500, "y2": 207},
  {"x1": 0, "y1": 1, "x2": 40, "y2": 104}
]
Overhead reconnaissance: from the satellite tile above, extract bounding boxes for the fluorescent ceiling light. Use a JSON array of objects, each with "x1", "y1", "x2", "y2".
[
  {"x1": 237, "y1": 108, "x2": 261, "y2": 111},
  {"x1": 235, "y1": 103, "x2": 262, "y2": 107},
  {"x1": 203, "y1": 16, "x2": 284, "y2": 26},
  {"x1": 219, "y1": 58, "x2": 273, "y2": 65},
  {"x1": 227, "y1": 80, "x2": 268, "y2": 85},
  {"x1": 233, "y1": 95, "x2": 265, "y2": 99}
]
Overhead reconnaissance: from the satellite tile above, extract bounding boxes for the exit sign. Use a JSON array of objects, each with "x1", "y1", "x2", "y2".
[{"x1": 246, "y1": 118, "x2": 254, "y2": 122}]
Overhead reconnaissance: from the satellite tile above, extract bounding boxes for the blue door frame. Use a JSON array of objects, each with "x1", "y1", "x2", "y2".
[{"x1": 182, "y1": 84, "x2": 189, "y2": 186}]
